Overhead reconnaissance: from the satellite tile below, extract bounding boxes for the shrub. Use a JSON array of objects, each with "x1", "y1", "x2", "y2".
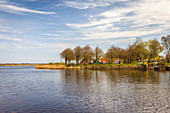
[
  {"x1": 59, "y1": 62, "x2": 65, "y2": 65},
  {"x1": 120, "y1": 62, "x2": 124, "y2": 66},
  {"x1": 143, "y1": 62, "x2": 147, "y2": 65},
  {"x1": 49, "y1": 62, "x2": 54, "y2": 65},
  {"x1": 131, "y1": 61, "x2": 138, "y2": 64}
]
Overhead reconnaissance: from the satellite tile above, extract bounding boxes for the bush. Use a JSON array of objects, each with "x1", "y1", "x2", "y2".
[
  {"x1": 143, "y1": 62, "x2": 147, "y2": 65},
  {"x1": 59, "y1": 62, "x2": 65, "y2": 65},
  {"x1": 131, "y1": 61, "x2": 138, "y2": 64},
  {"x1": 49, "y1": 62, "x2": 54, "y2": 65},
  {"x1": 165, "y1": 63, "x2": 170, "y2": 66},
  {"x1": 67, "y1": 63, "x2": 76, "y2": 66},
  {"x1": 120, "y1": 62, "x2": 124, "y2": 66}
]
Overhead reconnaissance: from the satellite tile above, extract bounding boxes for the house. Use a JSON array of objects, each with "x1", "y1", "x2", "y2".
[
  {"x1": 100, "y1": 58, "x2": 120, "y2": 64},
  {"x1": 80, "y1": 58, "x2": 120, "y2": 64},
  {"x1": 81, "y1": 58, "x2": 94, "y2": 64}
]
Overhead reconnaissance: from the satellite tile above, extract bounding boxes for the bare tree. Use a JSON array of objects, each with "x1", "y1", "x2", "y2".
[
  {"x1": 82, "y1": 45, "x2": 94, "y2": 63},
  {"x1": 161, "y1": 35, "x2": 170, "y2": 54},
  {"x1": 94, "y1": 46, "x2": 104, "y2": 63},
  {"x1": 161, "y1": 35, "x2": 170, "y2": 62},
  {"x1": 106, "y1": 45, "x2": 120, "y2": 63},
  {"x1": 74, "y1": 46, "x2": 82, "y2": 64},
  {"x1": 127, "y1": 44, "x2": 137, "y2": 63},
  {"x1": 60, "y1": 48, "x2": 74, "y2": 65},
  {"x1": 118, "y1": 49, "x2": 128, "y2": 63}
]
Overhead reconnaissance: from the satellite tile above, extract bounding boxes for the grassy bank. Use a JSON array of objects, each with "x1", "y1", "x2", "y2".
[
  {"x1": 1, "y1": 63, "x2": 169, "y2": 71},
  {"x1": 35, "y1": 64, "x2": 67, "y2": 70},
  {"x1": 35, "y1": 63, "x2": 140, "y2": 70}
]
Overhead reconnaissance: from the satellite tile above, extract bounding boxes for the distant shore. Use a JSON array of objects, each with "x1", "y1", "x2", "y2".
[{"x1": 0, "y1": 63, "x2": 39, "y2": 66}]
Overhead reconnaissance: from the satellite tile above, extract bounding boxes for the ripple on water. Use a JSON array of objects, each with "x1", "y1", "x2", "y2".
[{"x1": 0, "y1": 67, "x2": 170, "y2": 112}]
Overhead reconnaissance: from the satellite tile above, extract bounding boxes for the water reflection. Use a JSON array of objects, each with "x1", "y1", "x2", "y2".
[
  {"x1": 63, "y1": 70, "x2": 166, "y2": 85},
  {"x1": 0, "y1": 67, "x2": 169, "y2": 113},
  {"x1": 62, "y1": 70, "x2": 170, "y2": 112}
]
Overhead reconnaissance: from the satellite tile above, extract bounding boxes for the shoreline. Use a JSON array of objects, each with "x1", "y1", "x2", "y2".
[
  {"x1": 0, "y1": 64, "x2": 38, "y2": 66},
  {"x1": 35, "y1": 64, "x2": 170, "y2": 71},
  {"x1": 1, "y1": 64, "x2": 169, "y2": 71}
]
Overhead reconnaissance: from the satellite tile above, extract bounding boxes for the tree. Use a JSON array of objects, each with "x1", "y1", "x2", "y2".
[
  {"x1": 82, "y1": 45, "x2": 94, "y2": 63},
  {"x1": 94, "y1": 46, "x2": 104, "y2": 63},
  {"x1": 74, "y1": 46, "x2": 82, "y2": 64},
  {"x1": 162, "y1": 35, "x2": 170, "y2": 63},
  {"x1": 118, "y1": 49, "x2": 128, "y2": 63},
  {"x1": 60, "y1": 48, "x2": 74, "y2": 65},
  {"x1": 166, "y1": 53, "x2": 170, "y2": 63},
  {"x1": 106, "y1": 45, "x2": 120, "y2": 63},
  {"x1": 161, "y1": 35, "x2": 170, "y2": 54},
  {"x1": 147, "y1": 39, "x2": 163, "y2": 61},
  {"x1": 134, "y1": 38, "x2": 148, "y2": 61},
  {"x1": 127, "y1": 44, "x2": 137, "y2": 62},
  {"x1": 126, "y1": 38, "x2": 148, "y2": 62}
]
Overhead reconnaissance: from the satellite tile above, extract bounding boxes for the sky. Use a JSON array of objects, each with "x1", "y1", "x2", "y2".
[{"x1": 0, "y1": 0, "x2": 170, "y2": 63}]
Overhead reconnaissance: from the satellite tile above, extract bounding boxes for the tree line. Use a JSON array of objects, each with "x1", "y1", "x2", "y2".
[{"x1": 60, "y1": 35, "x2": 170, "y2": 65}]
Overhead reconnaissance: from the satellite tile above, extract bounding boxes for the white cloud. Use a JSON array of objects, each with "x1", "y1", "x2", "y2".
[
  {"x1": 66, "y1": 0, "x2": 170, "y2": 40},
  {"x1": 0, "y1": 25, "x2": 25, "y2": 34},
  {"x1": 30, "y1": 0, "x2": 37, "y2": 1},
  {"x1": 109, "y1": 38, "x2": 136, "y2": 45},
  {"x1": 41, "y1": 33, "x2": 82, "y2": 41},
  {"x1": 42, "y1": 33, "x2": 60, "y2": 37},
  {"x1": 0, "y1": 42, "x2": 8, "y2": 49},
  {"x1": 13, "y1": 43, "x2": 23, "y2": 49},
  {"x1": 0, "y1": 34, "x2": 21, "y2": 41},
  {"x1": 32, "y1": 43, "x2": 74, "y2": 53},
  {"x1": 0, "y1": 26, "x2": 11, "y2": 32},
  {"x1": 66, "y1": 17, "x2": 122, "y2": 28},
  {"x1": 0, "y1": 0, "x2": 55, "y2": 14},
  {"x1": 59, "y1": 0, "x2": 128, "y2": 9},
  {"x1": 83, "y1": 29, "x2": 161, "y2": 40}
]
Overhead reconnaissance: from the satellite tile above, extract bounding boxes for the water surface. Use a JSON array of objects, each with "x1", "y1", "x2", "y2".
[{"x1": 0, "y1": 66, "x2": 170, "y2": 112}]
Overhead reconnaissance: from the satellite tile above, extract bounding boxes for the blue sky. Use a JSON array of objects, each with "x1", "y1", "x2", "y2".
[{"x1": 0, "y1": 0, "x2": 170, "y2": 63}]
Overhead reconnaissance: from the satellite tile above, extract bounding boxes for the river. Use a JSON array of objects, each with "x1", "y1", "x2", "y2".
[{"x1": 0, "y1": 66, "x2": 169, "y2": 112}]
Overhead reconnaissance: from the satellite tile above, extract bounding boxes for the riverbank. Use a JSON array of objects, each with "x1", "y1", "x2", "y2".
[
  {"x1": 35, "y1": 64, "x2": 170, "y2": 71},
  {"x1": 35, "y1": 64, "x2": 67, "y2": 70},
  {"x1": 83, "y1": 65, "x2": 170, "y2": 71},
  {"x1": 1, "y1": 63, "x2": 169, "y2": 71}
]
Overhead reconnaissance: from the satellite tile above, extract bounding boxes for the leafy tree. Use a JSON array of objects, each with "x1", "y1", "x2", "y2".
[
  {"x1": 134, "y1": 38, "x2": 148, "y2": 61},
  {"x1": 60, "y1": 48, "x2": 74, "y2": 65},
  {"x1": 82, "y1": 45, "x2": 94, "y2": 63},
  {"x1": 106, "y1": 45, "x2": 121, "y2": 63},
  {"x1": 147, "y1": 39, "x2": 163, "y2": 61},
  {"x1": 161, "y1": 35, "x2": 170, "y2": 54},
  {"x1": 94, "y1": 46, "x2": 104, "y2": 63},
  {"x1": 74, "y1": 46, "x2": 82, "y2": 64},
  {"x1": 127, "y1": 38, "x2": 148, "y2": 62}
]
